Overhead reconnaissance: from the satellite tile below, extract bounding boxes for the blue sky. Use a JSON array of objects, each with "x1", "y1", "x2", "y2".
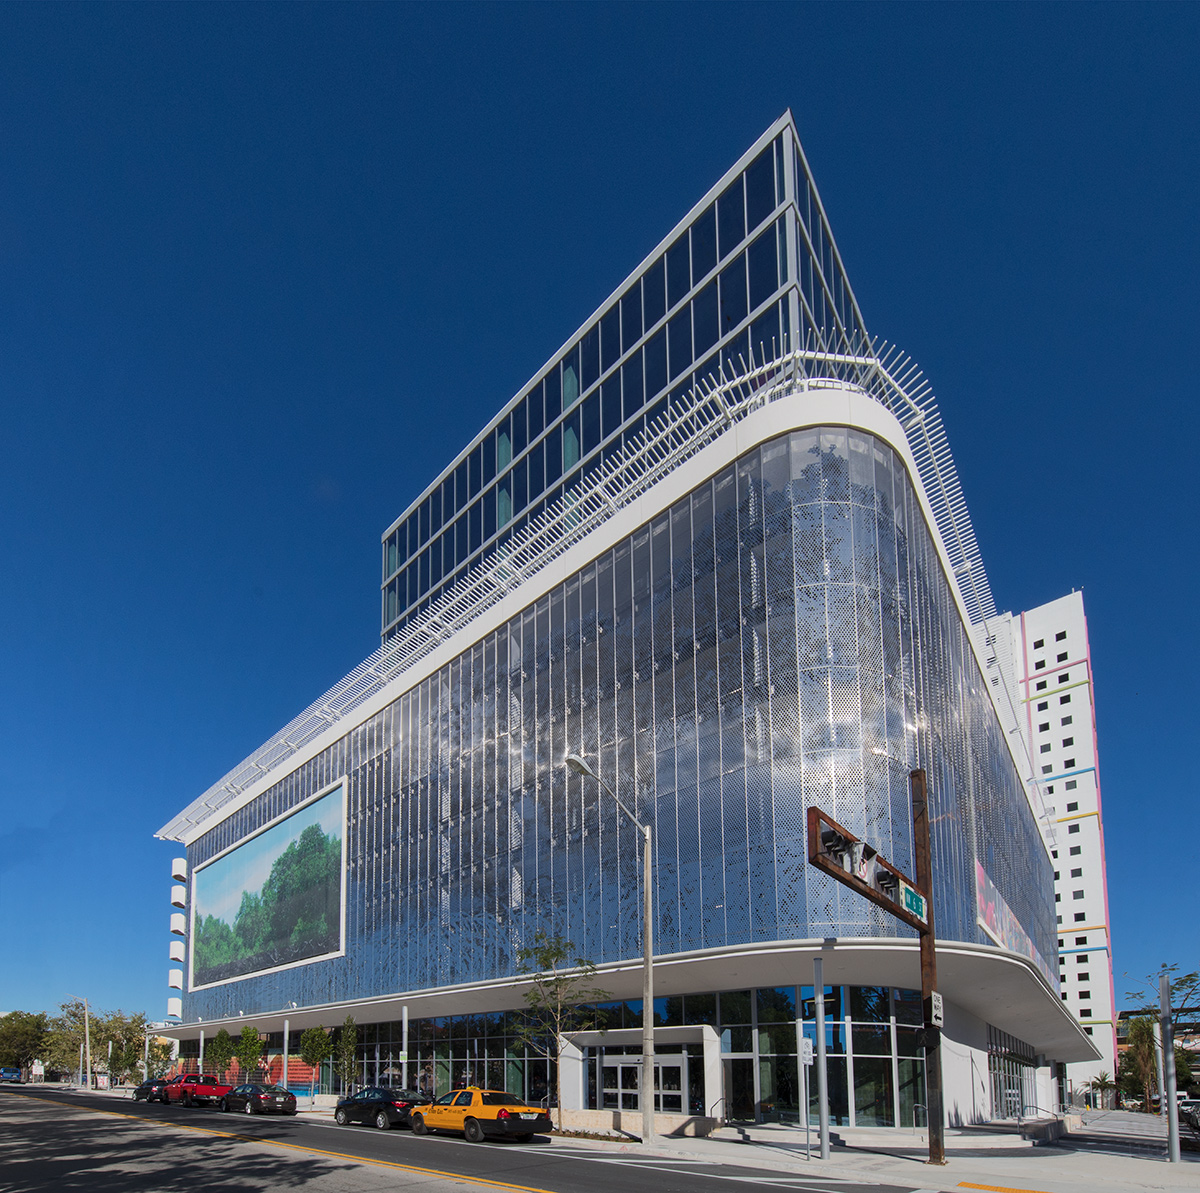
[
  {"x1": 0, "y1": 2, "x2": 1195, "y2": 1019},
  {"x1": 193, "y1": 787, "x2": 342, "y2": 930}
]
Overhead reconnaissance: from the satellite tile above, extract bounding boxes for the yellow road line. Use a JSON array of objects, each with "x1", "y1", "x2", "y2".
[
  {"x1": 958, "y1": 1183, "x2": 1056, "y2": 1193},
  {"x1": 5, "y1": 1092, "x2": 562, "y2": 1193}
]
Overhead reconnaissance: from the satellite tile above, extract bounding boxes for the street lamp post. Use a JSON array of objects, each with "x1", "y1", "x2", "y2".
[
  {"x1": 69, "y1": 994, "x2": 92, "y2": 1090},
  {"x1": 564, "y1": 753, "x2": 655, "y2": 1146}
]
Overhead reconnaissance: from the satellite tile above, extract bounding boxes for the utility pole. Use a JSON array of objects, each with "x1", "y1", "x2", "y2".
[
  {"x1": 83, "y1": 999, "x2": 92, "y2": 1091},
  {"x1": 807, "y1": 766, "x2": 945, "y2": 1167},
  {"x1": 910, "y1": 770, "x2": 946, "y2": 1166},
  {"x1": 1161, "y1": 971, "x2": 1180, "y2": 1163}
]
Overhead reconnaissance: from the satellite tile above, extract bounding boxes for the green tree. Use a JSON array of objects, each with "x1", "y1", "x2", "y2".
[
  {"x1": 1088, "y1": 1070, "x2": 1117, "y2": 1110},
  {"x1": 511, "y1": 931, "x2": 610, "y2": 1131},
  {"x1": 1124, "y1": 965, "x2": 1200, "y2": 1015},
  {"x1": 334, "y1": 1015, "x2": 358, "y2": 1093},
  {"x1": 0, "y1": 1012, "x2": 48, "y2": 1071},
  {"x1": 95, "y1": 1011, "x2": 153, "y2": 1087},
  {"x1": 147, "y1": 1038, "x2": 174, "y2": 1079},
  {"x1": 1176, "y1": 1043, "x2": 1196, "y2": 1095},
  {"x1": 205, "y1": 1029, "x2": 236, "y2": 1083},
  {"x1": 44, "y1": 999, "x2": 93, "y2": 1079},
  {"x1": 299, "y1": 1027, "x2": 332, "y2": 1103},
  {"x1": 1119, "y1": 1016, "x2": 1159, "y2": 1111},
  {"x1": 233, "y1": 1025, "x2": 264, "y2": 1082}
]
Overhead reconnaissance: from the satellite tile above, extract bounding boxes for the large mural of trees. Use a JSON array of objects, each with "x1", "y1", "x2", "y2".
[{"x1": 192, "y1": 788, "x2": 343, "y2": 986}]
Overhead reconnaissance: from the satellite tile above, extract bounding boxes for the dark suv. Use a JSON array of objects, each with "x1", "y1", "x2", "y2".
[{"x1": 333, "y1": 1087, "x2": 425, "y2": 1129}]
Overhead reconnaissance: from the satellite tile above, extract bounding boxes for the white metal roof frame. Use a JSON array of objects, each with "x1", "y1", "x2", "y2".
[{"x1": 159, "y1": 336, "x2": 1001, "y2": 843}]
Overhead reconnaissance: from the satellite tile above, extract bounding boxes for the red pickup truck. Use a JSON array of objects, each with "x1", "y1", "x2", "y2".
[{"x1": 162, "y1": 1073, "x2": 233, "y2": 1107}]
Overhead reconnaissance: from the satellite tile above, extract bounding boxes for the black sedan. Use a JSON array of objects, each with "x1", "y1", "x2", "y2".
[
  {"x1": 133, "y1": 1078, "x2": 170, "y2": 1103},
  {"x1": 333, "y1": 1087, "x2": 425, "y2": 1129},
  {"x1": 220, "y1": 1083, "x2": 298, "y2": 1115}
]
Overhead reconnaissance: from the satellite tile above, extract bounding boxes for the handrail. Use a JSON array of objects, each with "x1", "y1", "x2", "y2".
[
  {"x1": 708, "y1": 1096, "x2": 726, "y2": 1120},
  {"x1": 911, "y1": 1102, "x2": 927, "y2": 1131}
]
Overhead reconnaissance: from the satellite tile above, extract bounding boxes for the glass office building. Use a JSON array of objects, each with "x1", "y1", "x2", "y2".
[{"x1": 160, "y1": 113, "x2": 1097, "y2": 1128}]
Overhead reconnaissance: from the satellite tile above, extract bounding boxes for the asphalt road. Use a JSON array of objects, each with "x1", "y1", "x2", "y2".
[{"x1": 0, "y1": 1086, "x2": 935, "y2": 1193}]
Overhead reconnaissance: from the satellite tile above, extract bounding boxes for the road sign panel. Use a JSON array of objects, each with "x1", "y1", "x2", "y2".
[{"x1": 901, "y1": 883, "x2": 927, "y2": 923}]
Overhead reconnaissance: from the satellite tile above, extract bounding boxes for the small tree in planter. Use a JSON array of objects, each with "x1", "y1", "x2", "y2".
[
  {"x1": 206, "y1": 1029, "x2": 235, "y2": 1084},
  {"x1": 511, "y1": 932, "x2": 609, "y2": 1131},
  {"x1": 233, "y1": 1026, "x2": 264, "y2": 1085},
  {"x1": 334, "y1": 1016, "x2": 358, "y2": 1095},
  {"x1": 299, "y1": 1026, "x2": 333, "y2": 1106}
]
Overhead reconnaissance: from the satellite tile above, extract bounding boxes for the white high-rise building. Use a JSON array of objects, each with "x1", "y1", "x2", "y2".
[{"x1": 998, "y1": 591, "x2": 1116, "y2": 1097}]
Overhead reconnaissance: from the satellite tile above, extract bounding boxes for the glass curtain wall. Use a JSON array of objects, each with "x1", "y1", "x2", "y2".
[{"x1": 188, "y1": 427, "x2": 1051, "y2": 1032}]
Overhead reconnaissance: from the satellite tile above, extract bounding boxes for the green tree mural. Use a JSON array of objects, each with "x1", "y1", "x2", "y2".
[{"x1": 193, "y1": 821, "x2": 341, "y2": 985}]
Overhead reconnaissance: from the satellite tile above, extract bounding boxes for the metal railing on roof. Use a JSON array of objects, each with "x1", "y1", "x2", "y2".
[{"x1": 158, "y1": 333, "x2": 995, "y2": 842}]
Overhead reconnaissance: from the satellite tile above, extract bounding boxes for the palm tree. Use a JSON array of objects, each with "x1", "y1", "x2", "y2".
[{"x1": 1088, "y1": 1070, "x2": 1117, "y2": 1110}]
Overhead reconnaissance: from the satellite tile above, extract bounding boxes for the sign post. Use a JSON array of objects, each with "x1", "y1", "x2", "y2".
[
  {"x1": 800, "y1": 1035, "x2": 813, "y2": 1159},
  {"x1": 806, "y1": 768, "x2": 946, "y2": 1166},
  {"x1": 813, "y1": 956, "x2": 830, "y2": 1159}
]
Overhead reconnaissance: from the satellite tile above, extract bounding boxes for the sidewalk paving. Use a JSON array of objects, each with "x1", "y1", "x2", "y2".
[{"x1": 38, "y1": 1085, "x2": 1200, "y2": 1193}]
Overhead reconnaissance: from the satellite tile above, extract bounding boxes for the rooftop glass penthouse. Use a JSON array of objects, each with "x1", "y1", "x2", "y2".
[{"x1": 381, "y1": 113, "x2": 869, "y2": 638}]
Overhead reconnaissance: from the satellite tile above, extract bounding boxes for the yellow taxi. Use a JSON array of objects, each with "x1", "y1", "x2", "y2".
[{"x1": 410, "y1": 1086, "x2": 553, "y2": 1142}]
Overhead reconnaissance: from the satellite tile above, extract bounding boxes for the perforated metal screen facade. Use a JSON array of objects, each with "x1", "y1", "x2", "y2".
[{"x1": 185, "y1": 425, "x2": 1053, "y2": 1020}]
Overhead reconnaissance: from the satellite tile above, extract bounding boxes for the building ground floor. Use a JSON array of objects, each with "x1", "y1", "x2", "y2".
[{"x1": 170, "y1": 938, "x2": 1097, "y2": 1130}]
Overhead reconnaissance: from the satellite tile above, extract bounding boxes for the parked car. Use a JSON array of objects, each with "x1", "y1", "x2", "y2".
[
  {"x1": 410, "y1": 1087, "x2": 553, "y2": 1143},
  {"x1": 333, "y1": 1087, "x2": 425, "y2": 1129},
  {"x1": 0, "y1": 1067, "x2": 22, "y2": 1083},
  {"x1": 133, "y1": 1078, "x2": 170, "y2": 1102},
  {"x1": 220, "y1": 1083, "x2": 297, "y2": 1116},
  {"x1": 162, "y1": 1073, "x2": 233, "y2": 1107}
]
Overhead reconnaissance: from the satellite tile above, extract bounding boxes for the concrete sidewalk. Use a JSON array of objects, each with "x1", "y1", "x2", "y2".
[
  {"x1": 42, "y1": 1085, "x2": 1200, "y2": 1193},
  {"x1": 552, "y1": 1114, "x2": 1199, "y2": 1193}
]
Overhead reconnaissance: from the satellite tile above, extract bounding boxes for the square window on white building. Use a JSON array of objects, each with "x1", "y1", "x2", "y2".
[
  {"x1": 1062, "y1": 715, "x2": 1073, "y2": 726},
  {"x1": 1069, "y1": 845, "x2": 1081, "y2": 855},
  {"x1": 1060, "y1": 694, "x2": 1071, "y2": 704},
  {"x1": 1056, "y1": 631, "x2": 1066, "y2": 642}
]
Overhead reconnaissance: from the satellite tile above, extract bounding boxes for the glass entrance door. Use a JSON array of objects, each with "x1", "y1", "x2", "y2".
[{"x1": 601, "y1": 1058, "x2": 686, "y2": 1112}]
